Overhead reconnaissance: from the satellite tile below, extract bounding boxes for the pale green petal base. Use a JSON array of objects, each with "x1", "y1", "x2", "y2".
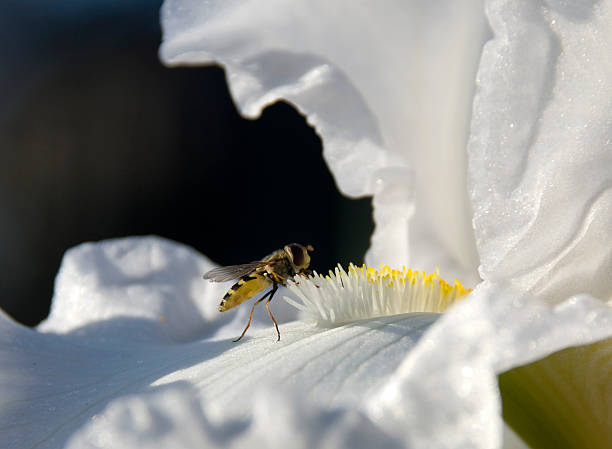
[{"x1": 500, "y1": 339, "x2": 612, "y2": 449}]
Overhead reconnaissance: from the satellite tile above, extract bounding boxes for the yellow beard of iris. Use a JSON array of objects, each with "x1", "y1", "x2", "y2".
[{"x1": 285, "y1": 263, "x2": 471, "y2": 326}]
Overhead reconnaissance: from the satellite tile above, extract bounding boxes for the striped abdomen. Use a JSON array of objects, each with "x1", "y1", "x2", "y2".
[{"x1": 218, "y1": 273, "x2": 272, "y2": 312}]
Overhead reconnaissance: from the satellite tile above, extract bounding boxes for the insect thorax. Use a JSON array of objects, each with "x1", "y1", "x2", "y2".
[{"x1": 259, "y1": 250, "x2": 296, "y2": 284}]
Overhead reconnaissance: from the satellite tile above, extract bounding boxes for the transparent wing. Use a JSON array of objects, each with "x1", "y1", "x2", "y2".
[{"x1": 203, "y1": 260, "x2": 271, "y2": 282}]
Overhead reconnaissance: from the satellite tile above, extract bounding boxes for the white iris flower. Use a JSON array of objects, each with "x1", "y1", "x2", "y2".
[{"x1": 2, "y1": 1, "x2": 612, "y2": 449}]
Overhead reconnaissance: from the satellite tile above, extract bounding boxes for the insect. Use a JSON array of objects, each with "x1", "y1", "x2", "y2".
[{"x1": 203, "y1": 243, "x2": 314, "y2": 342}]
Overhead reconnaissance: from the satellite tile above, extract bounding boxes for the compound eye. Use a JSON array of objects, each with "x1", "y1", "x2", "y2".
[{"x1": 285, "y1": 243, "x2": 304, "y2": 266}]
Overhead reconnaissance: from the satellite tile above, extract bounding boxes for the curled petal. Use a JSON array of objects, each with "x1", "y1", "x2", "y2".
[
  {"x1": 38, "y1": 236, "x2": 225, "y2": 343},
  {"x1": 368, "y1": 281, "x2": 612, "y2": 448},
  {"x1": 469, "y1": 0, "x2": 612, "y2": 302},
  {"x1": 160, "y1": 0, "x2": 487, "y2": 280}
]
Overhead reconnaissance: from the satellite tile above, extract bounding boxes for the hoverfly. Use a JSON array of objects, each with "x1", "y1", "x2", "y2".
[{"x1": 203, "y1": 243, "x2": 314, "y2": 342}]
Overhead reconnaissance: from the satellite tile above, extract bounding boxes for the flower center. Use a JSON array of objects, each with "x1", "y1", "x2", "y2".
[{"x1": 284, "y1": 263, "x2": 471, "y2": 326}]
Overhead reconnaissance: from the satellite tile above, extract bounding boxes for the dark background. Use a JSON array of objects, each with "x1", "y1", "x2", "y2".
[{"x1": 0, "y1": 1, "x2": 373, "y2": 326}]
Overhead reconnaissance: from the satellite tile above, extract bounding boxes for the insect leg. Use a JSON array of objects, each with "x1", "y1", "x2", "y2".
[
  {"x1": 265, "y1": 283, "x2": 281, "y2": 342},
  {"x1": 233, "y1": 289, "x2": 274, "y2": 343},
  {"x1": 270, "y1": 272, "x2": 287, "y2": 284}
]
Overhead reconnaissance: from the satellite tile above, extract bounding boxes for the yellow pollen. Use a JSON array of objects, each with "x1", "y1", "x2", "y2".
[
  {"x1": 284, "y1": 262, "x2": 473, "y2": 326},
  {"x1": 351, "y1": 263, "x2": 470, "y2": 303}
]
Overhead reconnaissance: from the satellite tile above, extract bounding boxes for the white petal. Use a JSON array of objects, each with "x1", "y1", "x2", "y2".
[
  {"x1": 38, "y1": 236, "x2": 300, "y2": 343},
  {"x1": 66, "y1": 384, "x2": 221, "y2": 449},
  {"x1": 367, "y1": 281, "x2": 612, "y2": 449},
  {"x1": 160, "y1": 0, "x2": 486, "y2": 281},
  {"x1": 64, "y1": 377, "x2": 529, "y2": 449},
  {"x1": 54, "y1": 281, "x2": 612, "y2": 449},
  {"x1": 38, "y1": 236, "x2": 220, "y2": 342},
  {"x1": 0, "y1": 238, "x2": 439, "y2": 448},
  {"x1": 5, "y1": 238, "x2": 611, "y2": 448},
  {"x1": 0, "y1": 312, "x2": 435, "y2": 448},
  {"x1": 469, "y1": 0, "x2": 612, "y2": 302},
  {"x1": 66, "y1": 383, "x2": 405, "y2": 449},
  {"x1": 153, "y1": 314, "x2": 437, "y2": 415}
]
